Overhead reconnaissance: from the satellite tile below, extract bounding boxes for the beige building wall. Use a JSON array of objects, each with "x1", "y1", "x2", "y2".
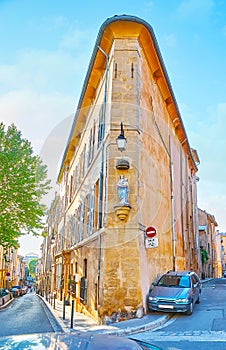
[{"x1": 53, "y1": 15, "x2": 200, "y2": 322}]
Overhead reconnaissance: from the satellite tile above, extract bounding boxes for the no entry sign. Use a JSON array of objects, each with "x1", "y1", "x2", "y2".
[{"x1": 145, "y1": 226, "x2": 157, "y2": 238}]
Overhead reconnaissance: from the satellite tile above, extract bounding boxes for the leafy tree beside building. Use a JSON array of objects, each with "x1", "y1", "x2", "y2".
[{"x1": 0, "y1": 123, "x2": 51, "y2": 249}]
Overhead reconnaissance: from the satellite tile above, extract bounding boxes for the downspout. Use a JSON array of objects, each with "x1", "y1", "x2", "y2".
[
  {"x1": 97, "y1": 46, "x2": 109, "y2": 305},
  {"x1": 169, "y1": 137, "x2": 176, "y2": 270},
  {"x1": 62, "y1": 165, "x2": 69, "y2": 300}
]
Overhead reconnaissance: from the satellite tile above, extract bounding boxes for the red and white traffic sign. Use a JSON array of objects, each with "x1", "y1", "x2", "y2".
[{"x1": 145, "y1": 226, "x2": 157, "y2": 238}]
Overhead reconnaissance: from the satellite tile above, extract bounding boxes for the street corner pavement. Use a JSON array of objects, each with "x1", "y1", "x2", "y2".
[
  {"x1": 38, "y1": 294, "x2": 170, "y2": 335},
  {"x1": 0, "y1": 295, "x2": 15, "y2": 310}
]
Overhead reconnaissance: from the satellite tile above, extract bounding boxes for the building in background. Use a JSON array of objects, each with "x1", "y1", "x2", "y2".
[
  {"x1": 0, "y1": 247, "x2": 20, "y2": 288},
  {"x1": 219, "y1": 232, "x2": 226, "y2": 274},
  {"x1": 198, "y1": 208, "x2": 220, "y2": 278}
]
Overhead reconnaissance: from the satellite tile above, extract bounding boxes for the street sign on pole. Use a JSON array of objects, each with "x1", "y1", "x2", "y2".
[
  {"x1": 145, "y1": 226, "x2": 157, "y2": 238},
  {"x1": 145, "y1": 237, "x2": 158, "y2": 248},
  {"x1": 145, "y1": 226, "x2": 158, "y2": 248}
]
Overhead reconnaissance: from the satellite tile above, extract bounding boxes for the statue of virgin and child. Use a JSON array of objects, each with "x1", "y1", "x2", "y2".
[{"x1": 117, "y1": 175, "x2": 129, "y2": 205}]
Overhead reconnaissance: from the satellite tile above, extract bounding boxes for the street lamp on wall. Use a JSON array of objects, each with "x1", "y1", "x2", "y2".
[
  {"x1": 116, "y1": 122, "x2": 127, "y2": 152},
  {"x1": 116, "y1": 122, "x2": 130, "y2": 170}
]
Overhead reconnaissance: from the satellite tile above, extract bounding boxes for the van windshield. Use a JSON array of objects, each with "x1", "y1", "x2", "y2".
[{"x1": 157, "y1": 275, "x2": 191, "y2": 288}]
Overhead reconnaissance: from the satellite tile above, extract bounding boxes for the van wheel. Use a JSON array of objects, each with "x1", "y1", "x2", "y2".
[
  {"x1": 196, "y1": 292, "x2": 201, "y2": 304},
  {"x1": 148, "y1": 307, "x2": 155, "y2": 313},
  {"x1": 186, "y1": 301, "x2": 193, "y2": 315}
]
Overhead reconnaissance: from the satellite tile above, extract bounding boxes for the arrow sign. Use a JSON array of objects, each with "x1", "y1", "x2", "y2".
[{"x1": 145, "y1": 226, "x2": 157, "y2": 238}]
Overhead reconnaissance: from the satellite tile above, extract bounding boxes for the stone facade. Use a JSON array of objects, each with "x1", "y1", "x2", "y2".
[
  {"x1": 47, "y1": 15, "x2": 201, "y2": 323},
  {"x1": 198, "y1": 208, "x2": 219, "y2": 278}
]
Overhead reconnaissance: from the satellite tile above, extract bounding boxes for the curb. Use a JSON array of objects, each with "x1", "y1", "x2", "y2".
[
  {"x1": 0, "y1": 296, "x2": 15, "y2": 310},
  {"x1": 38, "y1": 293, "x2": 171, "y2": 336},
  {"x1": 37, "y1": 294, "x2": 71, "y2": 333},
  {"x1": 98, "y1": 314, "x2": 171, "y2": 336}
]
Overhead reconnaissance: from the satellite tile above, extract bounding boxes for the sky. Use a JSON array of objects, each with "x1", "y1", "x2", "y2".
[{"x1": 1, "y1": 0, "x2": 226, "y2": 256}]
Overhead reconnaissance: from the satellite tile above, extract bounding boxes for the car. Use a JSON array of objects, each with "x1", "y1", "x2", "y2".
[
  {"x1": 147, "y1": 270, "x2": 202, "y2": 315},
  {"x1": 0, "y1": 288, "x2": 10, "y2": 297},
  {"x1": 0, "y1": 332, "x2": 163, "y2": 349},
  {"x1": 11, "y1": 285, "x2": 22, "y2": 297},
  {"x1": 223, "y1": 271, "x2": 226, "y2": 278},
  {"x1": 21, "y1": 286, "x2": 28, "y2": 295}
]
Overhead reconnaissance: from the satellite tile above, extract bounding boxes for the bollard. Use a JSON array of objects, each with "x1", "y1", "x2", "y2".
[
  {"x1": 70, "y1": 300, "x2": 74, "y2": 329},
  {"x1": 50, "y1": 294, "x2": 53, "y2": 306},
  {"x1": 63, "y1": 298, "x2": 66, "y2": 320},
  {"x1": 53, "y1": 294, "x2": 56, "y2": 309}
]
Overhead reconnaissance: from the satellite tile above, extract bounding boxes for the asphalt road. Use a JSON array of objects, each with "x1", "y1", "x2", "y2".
[
  {"x1": 130, "y1": 278, "x2": 226, "y2": 350},
  {"x1": 0, "y1": 290, "x2": 62, "y2": 336}
]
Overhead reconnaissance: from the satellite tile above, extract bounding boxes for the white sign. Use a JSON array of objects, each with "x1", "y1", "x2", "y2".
[{"x1": 145, "y1": 237, "x2": 158, "y2": 248}]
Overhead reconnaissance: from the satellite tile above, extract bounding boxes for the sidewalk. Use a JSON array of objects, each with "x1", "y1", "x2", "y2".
[
  {"x1": 38, "y1": 278, "x2": 212, "y2": 335},
  {"x1": 38, "y1": 294, "x2": 171, "y2": 335}
]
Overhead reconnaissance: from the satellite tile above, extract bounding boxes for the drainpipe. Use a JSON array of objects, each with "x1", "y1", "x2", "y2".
[
  {"x1": 169, "y1": 137, "x2": 176, "y2": 270},
  {"x1": 62, "y1": 165, "x2": 69, "y2": 300},
  {"x1": 97, "y1": 46, "x2": 109, "y2": 304}
]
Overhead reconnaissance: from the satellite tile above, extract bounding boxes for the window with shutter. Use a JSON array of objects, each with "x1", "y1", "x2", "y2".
[
  {"x1": 97, "y1": 105, "x2": 104, "y2": 149},
  {"x1": 73, "y1": 212, "x2": 77, "y2": 245},
  {"x1": 80, "y1": 202, "x2": 85, "y2": 241},
  {"x1": 88, "y1": 128, "x2": 93, "y2": 166}
]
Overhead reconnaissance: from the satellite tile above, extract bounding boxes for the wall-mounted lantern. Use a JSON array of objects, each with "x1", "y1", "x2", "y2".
[
  {"x1": 116, "y1": 122, "x2": 130, "y2": 170},
  {"x1": 116, "y1": 122, "x2": 127, "y2": 152}
]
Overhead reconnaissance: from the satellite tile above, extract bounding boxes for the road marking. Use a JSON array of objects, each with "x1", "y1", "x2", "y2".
[{"x1": 134, "y1": 331, "x2": 226, "y2": 342}]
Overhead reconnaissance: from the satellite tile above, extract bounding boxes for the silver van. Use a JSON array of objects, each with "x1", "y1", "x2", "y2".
[{"x1": 147, "y1": 270, "x2": 201, "y2": 315}]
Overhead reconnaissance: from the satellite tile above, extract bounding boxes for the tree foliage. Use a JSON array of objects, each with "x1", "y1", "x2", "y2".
[
  {"x1": 28, "y1": 258, "x2": 38, "y2": 278},
  {"x1": 200, "y1": 247, "x2": 209, "y2": 264},
  {"x1": 0, "y1": 123, "x2": 51, "y2": 249}
]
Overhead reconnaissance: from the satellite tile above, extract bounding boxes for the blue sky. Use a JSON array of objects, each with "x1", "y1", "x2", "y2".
[{"x1": 1, "y1": 0, "x2": 226, "y2": 255}]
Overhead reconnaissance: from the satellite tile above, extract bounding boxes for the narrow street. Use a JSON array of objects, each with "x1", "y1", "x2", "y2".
[{"x1": 0, "y1": 290, "x2": 62, "y2": 336}]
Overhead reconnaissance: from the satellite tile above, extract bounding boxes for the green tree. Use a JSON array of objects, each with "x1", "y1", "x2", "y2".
[
  {"x1": 28, "y1": 258, "x2": 38, "y2": 279},
  {"x1": 200, "y1": 247, "x2": 209, "y2": 263},
  {"x1": 0, "y1": 123, "x2": 51, "y2": 249}
]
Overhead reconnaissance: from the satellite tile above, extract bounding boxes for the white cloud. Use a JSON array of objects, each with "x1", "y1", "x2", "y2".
[
  {"x1": 0, "y1": 48, "x2": 87, "y2": 94},
  {"x1": 0, "y1": 89, "x2": 75, "y2": 153}
]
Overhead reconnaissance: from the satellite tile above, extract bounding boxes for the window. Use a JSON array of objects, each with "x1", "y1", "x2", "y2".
[
  {"x1": 84, "y1": 195, "x2": 88, "y2": 239},
  {"x1": 84, "y1": 258, "x2": 87, "y2": 278},
  {"x1": 97, "y1": 105, "x2": 104, "y2": 149},
  {"x1": 80, "y1": 276, "x2": 87, "y2": 304},
  {"x1": 88, "y1": 126, "x2": 95, "y2": 166},
  {"x1": 81, "y1": 145, "x2": 86, "y2": 178},
  {"x1": 69, "y1": 175, "x2": 73, "y2": 203},
  {"x1": 78, "y1": 203, "x2": 85, "y2": 242},
  {"x1": 86, "y1": 189, "x2": 94, "y2": 237},
  {"x1": 80, "y1": 259, "x2": 88, "y2": 304},
  {"x1": 179, "y1": 276, "x2": 190, "y2": 288},
  {"x1": 94, "y1": 180, "x2": 99, "y2": 230},
  {"x1": 72, "y1": 211, "x2": 78, "y2": 245}
]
